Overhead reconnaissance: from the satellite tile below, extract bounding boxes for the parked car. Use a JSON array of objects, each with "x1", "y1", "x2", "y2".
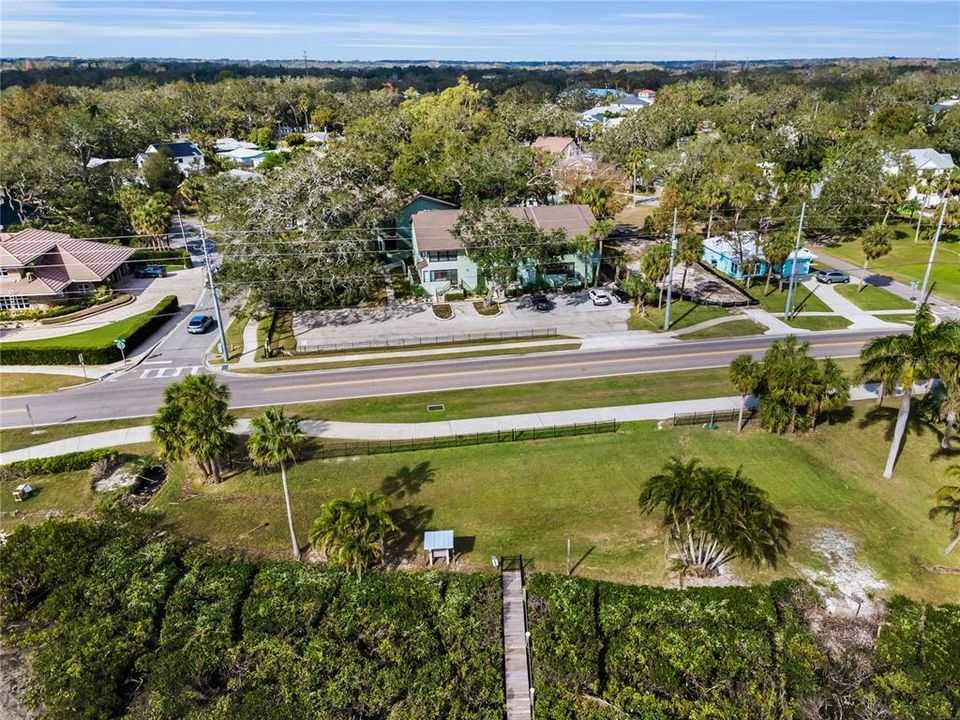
[
  {"x1": 608, "y1": 284, "x2": 630, "y2": 303},
  {"x1": 530, "y1": 294, "x2": 553, "y2": 312},
  {"x1": 186, "y1": 315, "x2": 214, "y2": 334},
  {"x1": 134, "y1": 265, "x2": 167, "y2": 279},
  {"x1": 588, "y1": 288, "x2": 612, "y2": 306},
  {"x1": 815, "y1": 269, "x2": 850, "y2": 284}
]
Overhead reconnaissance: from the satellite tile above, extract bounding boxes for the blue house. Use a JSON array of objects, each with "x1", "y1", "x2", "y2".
[{"x1": 702, "y1": 233, "x2": 816, "y2": 281}]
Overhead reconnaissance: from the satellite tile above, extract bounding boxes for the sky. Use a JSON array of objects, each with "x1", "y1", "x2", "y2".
[{"x1": 2, "y1": 0, "x2": 959, "y2": 63}]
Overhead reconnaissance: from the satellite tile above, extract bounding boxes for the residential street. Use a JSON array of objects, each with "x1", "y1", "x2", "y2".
[{"x1": 0, "y1": 328, "x2": 898, "y2": 428}]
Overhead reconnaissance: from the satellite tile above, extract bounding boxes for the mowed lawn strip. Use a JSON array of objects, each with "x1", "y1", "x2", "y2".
[
  {"x1": 0, "y1": 417, "x2": 149, "y2": 452},
  {"x1": 834, "y1": 283, "x2": 916, "y2": 311},
  {"x1": 0, "y1": 372, "x2": 87, "y2": 396},
  {"x1": 753, "y1": 286, "x2": 832, "y2": 313},
  {"x1": 785, "y1": 315, "x2": 853, "y2": 331},
  {"x1": 150, "y1": 404, "x2": 959, "y2": 603},
  {"x1": 679, "y1": 319, "x2": 766, "y2": 340},
  {"x1": 628, "y1": 300, "x2": 732, "y2": 331},
  {"x1": 821, "y1": 223, "x2": 960, "y2": 303}
]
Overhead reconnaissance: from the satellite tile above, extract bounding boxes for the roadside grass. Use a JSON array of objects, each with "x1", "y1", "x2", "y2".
[
  {"x1": 256, "y1": 310, "x2": 297, "y2": 360},
  {"x1": 822, "y1": 222, "x2": 960, "y2": 303},
  {"x1": 148, "y1": 404, "x2": 959, "y2": 603},
  {"x1": 679, "y1": 319, "x2": 766, "y2": 340},
  {"x1": 834, "y1": 283, "x2": 915, "y2": 311},
  {"x1": 0, "y1": 301, "x2": 173, "y2": 350},
  {"x1": 0, "y1": 417, "x2": 148, "y2": 452},
  {"x1": 882, "y1": 313, "x2": 917, "y2": 325},
  {"x1": 628, "y1": 300, "x2": 732, "y2": 331},
  {"x1": 231, "y1": 342, "x2": 582, "y2": 374},
  {"x1": 284, "y1": 333, "x2": 575, "y2": 359},
  {"x1": 0, "y1": 372, "x2": 87, "y2": 396},
  {"x1": 785, "y1": 315, "x2": 853, "y2": 331},
  {"x1": 752, "y1": 286, "x2": 831, "y2": 313}
]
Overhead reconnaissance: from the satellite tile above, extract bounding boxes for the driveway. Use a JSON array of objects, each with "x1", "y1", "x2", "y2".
[{"x1": 293, "y1": 292, "x2": 632, "y2": 350}]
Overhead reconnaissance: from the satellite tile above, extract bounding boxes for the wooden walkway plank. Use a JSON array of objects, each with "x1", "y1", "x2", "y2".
[{"x1": 501, "y1": 567, "x2": 532, "y2": 720}]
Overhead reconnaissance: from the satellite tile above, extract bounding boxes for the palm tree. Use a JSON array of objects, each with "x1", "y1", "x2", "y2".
[
  {"x1": 806, "y1": 358, "x2": 851, "y2": 430},
  {"x1": 152, "y1": 375, "x2": 235, "y2": 483},
  {"x1": 590, "y1": 219, "x2": 614, "y2": 287},
  {"x1": 700, "y1": 178, "x2": 727, "y2": 239},
  {"x1": 248, "y1": 407, "x2": 306, "y2": 559},
  {"x1": 676, "y1": 233, "x2": 703, "y2": 295},
  {"x1": 764, "y1": 336, "x2": 819, "y2": 434},
  {"x1": 858, "y1": 224, "x2": 893, "y2": 293},
  {"x1": 729, "y1": 354, "x2": 763, "y2": 432},
  {"x1": 308, "y1": 490, "x2": 397, "y2": 580},
  {"x1": 623, "y1": 275, "x2": 656, "y2": 316},
  {"x1": 639, "y1": 457, "x2": 790, "y2": 583},
  {"x1": 913, "y1": 170, "x2": 936, "y2": 243},
  {"x1": 640, "y1": 243, "x2": 672, "y2": 308},
  {"x1": 934, "y1": 355, "x2": 960, "y2": 450},
  {"x1": 930, "y1": 466, "x2": 960, "y2": 554},
  {"x1": 572, "y1": 233, "x2": 595, "y2": 288},
  {"x1": 761, "y1": 229, "x2": 794, "y2": 294},
  {"x1": 858, "y1": 304, "x2": 960, "y2": 478}
]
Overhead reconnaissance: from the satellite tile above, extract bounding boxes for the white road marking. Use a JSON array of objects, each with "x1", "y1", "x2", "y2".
[
  {"x1": 141, "y1": 360, "x2": 173, "y2": 365},
  {"x1": 139, "y1": 365, "x2": 204, "y2": 379}
]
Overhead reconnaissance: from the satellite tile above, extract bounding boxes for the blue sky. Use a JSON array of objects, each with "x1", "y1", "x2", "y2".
[{"x1": 3, "y1": 1, "x2": 958, "y2": 62}]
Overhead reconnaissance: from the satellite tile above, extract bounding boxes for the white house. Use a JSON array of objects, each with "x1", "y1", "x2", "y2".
[
  {"x1": 213, "y1": 137, "x2": 259, "y2": 153},
  {"x1": 576, "y1": 93, "x2": 653, "y2": 132},
  {"x1": 136, "y1": 142, "x2": 205, "y2": 174},
  {"x1": 531, "y1": 136, "x2": 595, "y2": 169},
  {"x1": 883, "y1": 148, "x2": 956, "y2": 208},
  {"x1": 702, "y1": 232, "x2": 816, "y2": 281},
  {"x1": 216, "y1": 147, "x2": 269, "y2": 168}
]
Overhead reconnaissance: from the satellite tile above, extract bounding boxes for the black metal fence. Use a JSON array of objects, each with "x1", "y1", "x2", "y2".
[
  {"x1": 314, "y1": 419, "x2": 618, "y2": 458},
  {"x1": 297, "y1": 328, "x2": 559, "y2": 355},
  {"x1": 672, "y1": 409, "x2": 740, "y2": 427}
]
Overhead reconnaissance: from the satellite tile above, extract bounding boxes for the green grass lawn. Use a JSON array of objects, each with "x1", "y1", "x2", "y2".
[
  {"x1": 0, "y1": 372, "x2": 87, "y2": 396},
  {"x1": 628, "y1": 300, "x2": 732, "y2": 331},
  {"x1": 257, "y1": 310, "x2": 297, "y2": 360},
  {"x1": 822, "y1": 222, "x2": 960, "y2": 303},
  {"x1": 785, "y1": 315, "x2": 853, "y2": 331},
  {"x1": 0, "y1": 417, "x2": 148, "y2": 453},
  {"x1": 147, "y1": 404, "x2": 958, "y2": 603},
  {"x1": 752, "y1": 286, "x2": 831, "y2": 313},
  {"x1": 0, "y1": 301, "x2": 171, "y2": 350},
  {"x1": 679, "y1": 319, "x2": 766, "y2": 340},
  {"x1": 834, "y1": 283, "x2": 916, "y2": 311},
  {"x1": 882, "y1": 313, "x2": 917, "y2": 325}
]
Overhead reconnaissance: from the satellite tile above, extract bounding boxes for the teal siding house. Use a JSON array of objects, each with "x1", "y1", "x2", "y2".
[
  {"x1": 702, "y1": 233, "x2": 816, "y2": 280},
  {"x1": 411, "y1": 205, "x2": 598, "y2": 298}
]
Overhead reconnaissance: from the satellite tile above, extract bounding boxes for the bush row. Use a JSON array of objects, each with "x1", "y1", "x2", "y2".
[
  {"x1": 4, "y1": 449, "x2": 119, "y2": 477},
  {"x1": 0, "y1": 515, "x2": 505, "y2": 720},
  {"x1": 131, "y1": 248, "x2": 192, "y2": 269},
  {"x1": 39, "y1": 294, "x2": 133, "y2": 325},
  {"x1": 0, "y1": 295, "x2": 179, "y2": 365}
]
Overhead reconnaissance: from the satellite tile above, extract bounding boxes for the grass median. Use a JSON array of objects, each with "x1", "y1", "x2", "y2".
[
  {"x1": 628, "y1": 300, "x2": 732, "y2": 331},
  {"x1": 834, "y1": 283, "x2": 915, "y2": 311},
  {"x1": 0, "y1": 372, "x2": 87, "y2": 396}
]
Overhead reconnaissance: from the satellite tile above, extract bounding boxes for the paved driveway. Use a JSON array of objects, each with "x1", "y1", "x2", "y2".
[{"x1": 293, "y1": 292, "x2": 632, "y2": 350}]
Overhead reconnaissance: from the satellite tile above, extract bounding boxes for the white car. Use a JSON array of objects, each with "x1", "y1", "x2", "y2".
[{"x1": 588, "y1": 288, "x2": 612, "y2": 306}]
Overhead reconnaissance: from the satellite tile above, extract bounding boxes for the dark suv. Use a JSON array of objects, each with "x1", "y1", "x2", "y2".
[{"x1": 134, "y1": 265, "x2": 168, "y2": 279}]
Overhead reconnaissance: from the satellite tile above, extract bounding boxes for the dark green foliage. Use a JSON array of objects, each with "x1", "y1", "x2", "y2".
[
  {"x1": 0, "y1": 295, "x2": 178, "y2": 365},
  {"x1": 141, "y1": 150, "x2": 183, "y2": 195},
  {"x1": 5, "y1": 449, "x2": 118, "y2": 476},
  {"x1": 530, "y1": 576, "x2": 825, "y2": 719},
  {"x1": 131, "y1": 248, "x2": 191, "y2": 268}
]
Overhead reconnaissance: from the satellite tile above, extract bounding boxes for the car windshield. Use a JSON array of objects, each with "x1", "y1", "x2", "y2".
[{"x1": 189, "y1": 317, "x2": 204, "y2": 325}]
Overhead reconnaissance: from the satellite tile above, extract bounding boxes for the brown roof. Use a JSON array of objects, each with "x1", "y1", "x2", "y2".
[
  {"x1": 532, "y1": 136, "x2": 575, "y2": 154},
  {"x1": 412, "y1": 204, "x2": 596, "y2": 252},
  {"x1": 0, "y1": 229, "x2": 135, "y2": 298}
]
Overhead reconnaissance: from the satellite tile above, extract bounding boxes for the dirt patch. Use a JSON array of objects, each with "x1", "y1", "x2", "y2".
[
  {"x1": 0, "y1": 640, "x2": 40, "y2": 720},
  {"x1": 94, "y1": 468, "x2": 139, "y2": 493}
]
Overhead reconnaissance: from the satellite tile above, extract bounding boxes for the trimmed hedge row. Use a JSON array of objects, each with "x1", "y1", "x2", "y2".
[
  {"x1": 40, "y1": 294, "x2": 134, "y2": 325},
  {"x1": 4, "y1": 449, "x2": 119, "y2": 477},
  {"x1": 0, "y1": 295, "x2": 179, "y2": 365},
  {"x1": 132, "y1": 248, "x2": 192, "y2": 269}
]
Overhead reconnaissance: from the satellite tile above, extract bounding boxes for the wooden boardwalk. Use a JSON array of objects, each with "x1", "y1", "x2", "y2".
[{"x1": 502, "y1": 566, "x2": 533, "y2": 719}]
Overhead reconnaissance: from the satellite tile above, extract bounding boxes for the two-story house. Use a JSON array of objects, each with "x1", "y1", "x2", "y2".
[{"x1": 136, "y1": 142, "x2": 205, "y2": 174}]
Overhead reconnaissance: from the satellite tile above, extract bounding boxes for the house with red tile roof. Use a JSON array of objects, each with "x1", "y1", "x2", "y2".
[{"x1": 0, "y1": 229, "x2": 135, "y2": 311}]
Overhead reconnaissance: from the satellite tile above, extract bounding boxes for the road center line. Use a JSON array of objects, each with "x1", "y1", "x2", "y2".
[
  {"x1": 0, "y1": 407, "x2": 27, "y2": 414},
  {"x1": 262, "y1": 340, "x2": 862, "y2": 393}
]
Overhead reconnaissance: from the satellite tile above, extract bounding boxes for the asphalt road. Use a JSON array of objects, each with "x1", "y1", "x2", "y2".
[{"x1": 0, "y1": 328, "x2": 897, "y2": 429}]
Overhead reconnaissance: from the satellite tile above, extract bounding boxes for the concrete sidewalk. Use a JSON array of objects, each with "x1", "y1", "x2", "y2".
[
  {"x1": 0, "y1": 386, "x2": 889, "y2": 464},
  {"x1": 801, "y1": 280, "x2": 896, "y2": 329}
]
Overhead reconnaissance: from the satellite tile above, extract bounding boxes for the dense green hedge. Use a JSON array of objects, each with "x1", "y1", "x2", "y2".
[
  {"x1": 4, "y1": 449, "x2": 118, "y2": 476},
  {"x1": 0, "y1": 515, "x2": 505, "y2": 720},
  {"x1": 0, "y1": 295, "x2": 178, "y2": 365},
  {"x1": 131, "y1": 248, "x2": 192, "y2": 269}
]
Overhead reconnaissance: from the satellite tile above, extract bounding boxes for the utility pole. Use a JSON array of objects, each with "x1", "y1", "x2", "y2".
[
  {"x1": 918, "y1": 199, "x2": 948, "y2": 306},
  {"x1": 783, "y1": 202, "x2": 806, "y2": 321},
  {"x1": 663, "y1": 209, "x2": 679, "y2": 331},
  {"x1": 201, "y1": 223, "x2": 229, "y2": 363}
]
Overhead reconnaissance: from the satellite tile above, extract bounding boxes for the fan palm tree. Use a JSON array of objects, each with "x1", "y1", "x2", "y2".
[
  {"x1": 623, "y1": 275, "x2": 656, "y2": 316},
  {"x1": 764, "y1": 336, "x2": 819, "y2": 434},
  {"x1": 935, "y1": 355, "x2": 960, "y2": 450},
  {"x1": 930, "y1": 466, "x2": 960, "y2": 554},
  {"x1": 640, "y1": 243, "x2": 672, "y2": 308},
  {"x1": 248, "y1": 407, "x2": 305, "y2": 559},
  {"x1": 806, "y1": 358, "x2": 851, "y2": 430},
  {"x1": 858, "y1": 224, "x2": 893, "y2": 292},
  {"x1": 152, "y1": 375, "x2": 235, "y2": 483},
  {"x1": 676, "y1": 233, "x2": 703, "y2": 294},
  {"x1": 761, "y1": 229, "x2": 794, "y2": 294},
  {"x1": 308, "y1": 490, "x2": 397, "y2": 580},
  {"x1": 590, "y1": 219, "x2": 614, "y2": 287},
  {"x1": 729, "y1": 354, "x2": 763, "y2": 432},
  {"x1": 858, "y1": 304, "x2": 960, "y2": 478},
  {"x1": 639, "y1": 457, "x2": 790, "y2": 583}
]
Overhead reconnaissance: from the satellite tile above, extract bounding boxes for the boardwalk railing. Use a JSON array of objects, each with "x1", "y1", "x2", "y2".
[
  {"x1": 672, "y1": 409, "x2": 740, "y2": 427},
  {"x1": 314, "y1": 420, "x2": 618, "y2": 459},
  {"x1": 297, "y1": 328, "x2": 559, "y2": 354}
]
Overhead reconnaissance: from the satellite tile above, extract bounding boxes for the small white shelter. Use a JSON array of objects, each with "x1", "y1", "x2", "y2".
[{"x1": 424, "y1": 530, "x2": 455, "y2": 565}]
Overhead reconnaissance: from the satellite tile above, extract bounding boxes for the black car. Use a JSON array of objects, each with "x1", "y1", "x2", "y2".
[
  {"x1": 530, "y1": 294, "x2": 553, "y2": 312},
  {"x1": 815, "y1": 269, "x2": 850, "y2": 284},
  {"x1": 134, "y1": 265, "x2": 168, "y2": 279},
  {"x1": 609, "y1": 286, "x2": 630, "y2": 303}
]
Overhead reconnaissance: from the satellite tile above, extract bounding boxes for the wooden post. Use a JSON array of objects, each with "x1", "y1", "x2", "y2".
[{"x1": 566, "y1": 538, "x2": 571, "y2": 575}]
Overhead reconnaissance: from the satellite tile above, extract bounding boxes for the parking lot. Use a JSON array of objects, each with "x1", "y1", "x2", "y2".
[{"x1": 293, "y1": 291, "x2": 633, "y2": 350}]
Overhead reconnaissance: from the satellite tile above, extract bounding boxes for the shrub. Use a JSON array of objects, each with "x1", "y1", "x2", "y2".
[
  {"x1": 0, "y1": 295, "x2": 179, "y2": 365},
  {"x1": 88, "y1": 456, "x2": 117, "y2": 483},
  {"x1": 444, "y1": 290, "x2": 466, "y2": 301},
  {"x1": 432, "y1": 303, "x2": 453, "y2": 319},
  {"x1": 6, "y1": 449, "x2": 118, "y2": 477},
  {"x1": 473, "y1": 300, "x2": 500, "y2": 316},
  {"x1": 131, "y1": 248, "x2": 191, "y2": 269}
]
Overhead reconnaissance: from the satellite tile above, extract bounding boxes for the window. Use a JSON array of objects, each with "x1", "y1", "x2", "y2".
[
  {"x1": 426, "y1": 250, "x2": 458, "y2": 263},
  {"x1": 543, "y1": 262, "x2": 575, "y2": 277},
  {"x1": 0, "y1": 267, "x2": 7, "y2": 276},
  {"x1": 430, "y1": 269, "x2": 458, "y2": 284},
  {"x1": 0, "y1": 295, "x2": 30, "y2": 310}
]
